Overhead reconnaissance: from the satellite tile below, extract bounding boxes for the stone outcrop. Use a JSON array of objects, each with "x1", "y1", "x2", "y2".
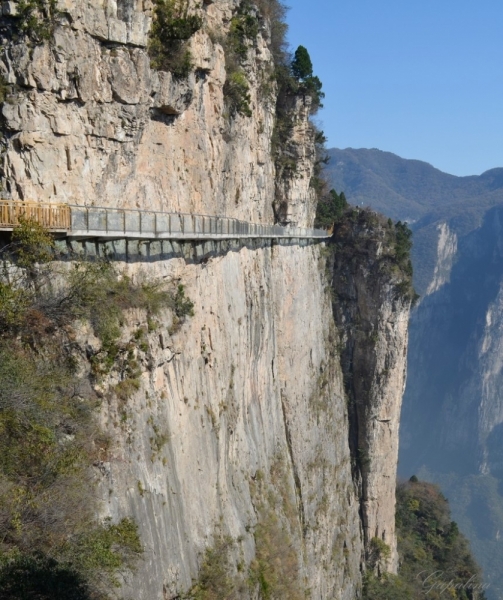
[
  {"x1": 330, "y1": 210, "x2": 412, "y2": 572},
  {"x1": 273, "y1": 94, "x2": 317, "y2": 227}
]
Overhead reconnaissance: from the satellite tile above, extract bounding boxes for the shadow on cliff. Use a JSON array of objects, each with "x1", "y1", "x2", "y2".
[
  {"x1": 45, "y1": 236, "x2": 326, "y2": 266},
  {"x1": 0, "y1": 555, "x2": 92, "y2": 600}
]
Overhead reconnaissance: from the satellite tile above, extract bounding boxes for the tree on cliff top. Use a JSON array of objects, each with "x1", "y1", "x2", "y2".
[
  {"x1": 291, "y1": 45, "x2": 313, "y2": 80},
  {"x1": 290, "y1": 45, "x2": 324, "y2": 111}
]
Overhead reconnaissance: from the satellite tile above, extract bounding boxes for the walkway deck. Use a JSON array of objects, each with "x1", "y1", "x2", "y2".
[{"x1": 0, "y1": 201, "x2": 330, "y2": 241}]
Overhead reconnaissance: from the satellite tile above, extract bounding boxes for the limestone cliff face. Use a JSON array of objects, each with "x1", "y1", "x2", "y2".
[
  {"x1": 273, "y1": 95, "x2": 317, "y2": 227},
  {"x1": 330, "y1": 211, "x2": 412, "y2": 573},
  {"x1": 0, "y1": 0, "x2": 316, "y2": 226},
  {"x1": 75, "y1": 239, "x2": 361, "y2": 599},
  {"x1": 425, "y1": 222, "x2": 457, "y2": 297},
  {"x1": 0, "y1": 2, "x2": 410, "y2": 597}
]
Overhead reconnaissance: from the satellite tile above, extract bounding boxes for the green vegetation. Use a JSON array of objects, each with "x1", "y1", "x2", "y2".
[
  {"x1": 13, "y1": 0, "x2": 59, "y2": 43},
  {"x1": 0, "y1": 75, "x2": 9, "y2": 104},
  {"x1": 167, "y1": 283, "x2": 195, "y2": 333},
  {"x1": 222, "y1": 0, "x2": 261, "y2": 117},
  {"x1": 185, "y1": 456, "x2": 305, "y2": 599},
  {"x1": 220, "y1": 0, "x2": 323, "y2": 133},
  {"x1": 249, "y1": 456, "x2": 305, "y2": 599},
  {"x1": 252, "y1": 0, "x2": 288, "y2": 66},
  {"x1": 149, "y1": 0, "x2": 203, "y2": 77},
  {"x1": 324, "y1": 148, "x2": 503, "y2": 294},
  {"x1": 331, "y1": 207, "x2": 418, "y2": 304},
  {"x1": 415, "y1": 471, "x2": 503, "y2": 600},
  {"x1": 228, "y1": 1, "x2": 260, "y2": 60},
  {"x1": 290, "y1": 45, "x2": 312, "y2": 80},
  {"x1": 394, "y1": 221, "x2": 413, "y2": 272},
  {"x1": 363, "y1": 479, "x2": 487, "y2": 600},
  {"x1": 0, "y1": 220, "x2": 197, "y2": 598},
  {"x1": 367, "y1": 537, "x2": 391, "y2": 571},
  {"x1": 183, "y1": 535, "x2": 246, "y2": 600},
  {"x1": 392, "y1": 220, "x2": 418, "y2": 304},
  {"x1": 270, "y1": 40, "x2": 325, "y2": 213},
  {"x1": 224, "y1": 70, "x2": 252, "y2": 118},
  {"x1": 290, "y1": 45, "x2": 324, "y2": 111},
  {"x1": 315, "y1": 188, "x2": 348, "y2": 228},
  {"x1": 308, "y1": 127, "x2": 330, "y2": 205}
]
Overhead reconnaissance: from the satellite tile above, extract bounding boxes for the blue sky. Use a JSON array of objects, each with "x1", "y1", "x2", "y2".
[{"x1": 285, "y1": 0, "x2": 503, "y2": 176}]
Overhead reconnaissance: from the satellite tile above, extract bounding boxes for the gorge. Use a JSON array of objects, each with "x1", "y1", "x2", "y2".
[
  {"x1": 0, "y1": 2, "x2": 484, "y2": 600},
  {"x1": 328, "y1": 147, "x2": 503, "y2": 600}
]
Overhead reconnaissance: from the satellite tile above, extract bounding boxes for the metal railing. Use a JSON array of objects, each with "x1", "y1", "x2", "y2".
[
  {"x1": 0, "y1": 200, "x2": 71, "y2": 230},
  {"x1": 0, "y1": 201, "x2": 330, "y2": 240}
]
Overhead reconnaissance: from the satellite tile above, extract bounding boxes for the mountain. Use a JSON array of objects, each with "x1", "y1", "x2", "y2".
[
  {"x1": 326, "y1": 148, "x2": 503, "y2": 600},
  {"x1": 325, "y1": 148, "x2": 503, "y2": 293},
  {"x1": 0, "y1": 5, "x2": 415, "y2": 600},
  {"x1": 326, "y1": 148, "x2": 503, "y2": 223}
]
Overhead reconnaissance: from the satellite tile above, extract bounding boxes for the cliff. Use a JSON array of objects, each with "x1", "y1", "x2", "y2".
[
  {"x1": 0, "y1": 2, "x2": 411, "y2": 598},
  {"x1": 330, "y1": 209, "x2": 412, "y2": 572},
  {"x1": 401, "y1": 207, "x2": 503, "y2": 476},
  {"x1": 0, "y1": 0, "x2": 316, "y2": 226},
  {"x1": 400, "y1": 206, "x2": 503, "y2": 599}
]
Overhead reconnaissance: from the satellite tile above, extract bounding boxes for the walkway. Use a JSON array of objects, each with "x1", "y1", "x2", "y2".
[{"x1": 0, "y1": 201, "x2": 330, "y2": 240}]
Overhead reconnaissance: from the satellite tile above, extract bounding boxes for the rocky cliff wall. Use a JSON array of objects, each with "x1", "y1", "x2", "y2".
[
  {"x1": 0, "y1": 0, "x2": 316, "y2": 226},
  {"x1": 330, "y1": 210, "x2": 412, "y2": 573},
  {"x1": 0, "y1": 1, "x2": 411, "y2": 597},
  {"x1": 75, "y1": 238, "x2": 361, "y2": 599}
]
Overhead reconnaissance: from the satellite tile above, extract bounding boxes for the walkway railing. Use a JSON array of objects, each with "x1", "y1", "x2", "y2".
[
  {"x1": 0, "y1": 200, "x2": 70, "y2": 231},
  {"x1": 0, "y1": 201, "x2": 330, "y2": 240}
]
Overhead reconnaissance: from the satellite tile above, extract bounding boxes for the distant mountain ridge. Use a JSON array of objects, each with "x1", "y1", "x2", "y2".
[
  {"x1": 325, "y1": 148, "x2": 503, "y2": 293},
  {"x1": 326, "y1": 147, "x2": 503, "y2": 222}
]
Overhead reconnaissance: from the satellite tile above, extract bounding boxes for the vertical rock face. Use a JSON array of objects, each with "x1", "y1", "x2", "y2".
[
  {"x1": 330, "y1": 211, "x2": 412, "y2": 572},
  {"x1": 425, "y1": 222, "x2": 458, "y2": 296},
  {"x1": 0, "y1": 2, "x2": 410, "y2": 597},
  {"x1": 87, "y1": 240, "x2": 362, "y2": 599},
  {"x1": 273, "y1": 95, "x2": 317, "y2": 227},
  {"x1": 0, "y1": 0, "x2": 316, "y2": 226}
]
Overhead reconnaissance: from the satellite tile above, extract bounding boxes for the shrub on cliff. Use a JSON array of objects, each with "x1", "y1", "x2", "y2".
[
  {"x1": 363, "y1": 479, "x2": 487, "y2": 600},
  {"x1": 314, "y1": 189, "x2": 348, "y2": 229},
  {"x1": 149, "y1": 0, "x2": 202, "y2": 77},
  {"x1": 222, "y1": 1, "x2": 262, "y2": 118},
  {"x1": 330, "y1": 207, "x2": 418, "y2": 304},
  {"x1": 13, "y1": 0, "x2": 59, "y2": 43},
  {"x1": 224, "y1": 70, "x2": 253, "y2": 117}
]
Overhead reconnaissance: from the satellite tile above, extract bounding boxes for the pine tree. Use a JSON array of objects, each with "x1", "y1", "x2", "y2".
[{"x1": 291, "y1": 45, "x2": 313, "y2": 80}]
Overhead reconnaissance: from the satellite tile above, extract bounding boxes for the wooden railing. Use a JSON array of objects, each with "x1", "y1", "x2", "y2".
[{"x1": 0, "y1": 200, "x2": 71, "y2": 231}]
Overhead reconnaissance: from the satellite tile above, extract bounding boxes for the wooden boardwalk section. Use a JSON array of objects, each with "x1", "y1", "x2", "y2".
[{"x1": 0, "y1": 201, "x2": 330, "y2": 241}]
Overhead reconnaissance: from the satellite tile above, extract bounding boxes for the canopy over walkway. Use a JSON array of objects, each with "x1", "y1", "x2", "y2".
[{"x1": 0, "y1": 200, "x2": 330, "y2": 241}]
